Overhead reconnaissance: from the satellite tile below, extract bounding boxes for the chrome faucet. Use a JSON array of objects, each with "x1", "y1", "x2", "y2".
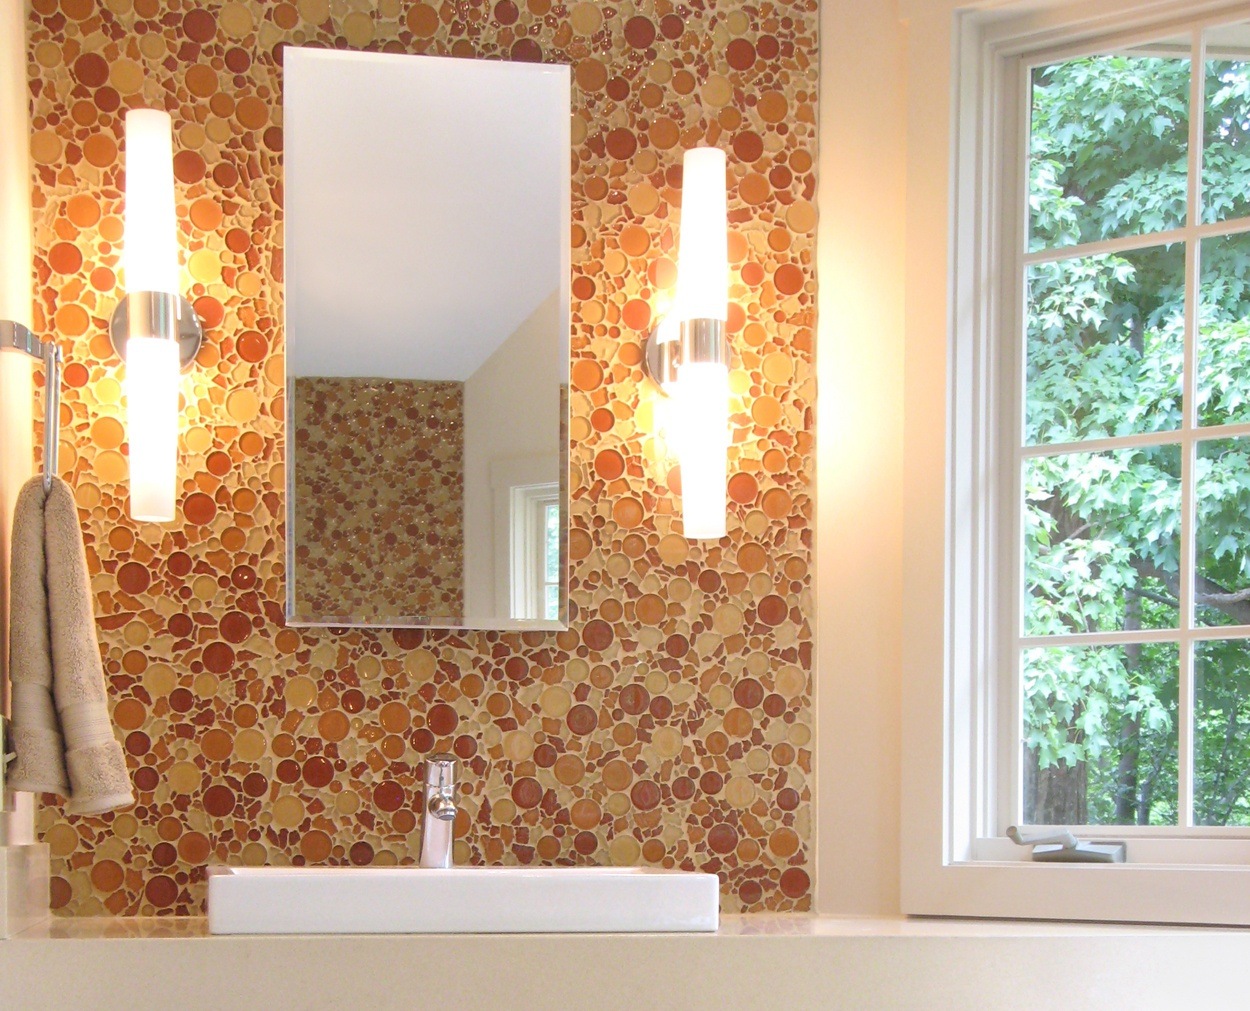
[{"x1": 419, "y1": 753, "x2": 458, "y2": 868}]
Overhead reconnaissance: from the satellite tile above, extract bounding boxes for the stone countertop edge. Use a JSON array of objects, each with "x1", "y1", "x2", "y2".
[
  {"x1": 5, "y1": 913, "x2": 1250, "y2": 1010},
  {"x1": 8, "y1": 910, "x2": 1250, "y2": 939}
]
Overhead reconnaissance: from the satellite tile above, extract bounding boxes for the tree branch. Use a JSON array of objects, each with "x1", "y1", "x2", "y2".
[
  {"x1": 1126, "y1": 585, "x2": 1179, "y2": 610},
  {"x1": 1134, "y1": 558, "x2": 1250, "y2": 626},
  {"x1": 1198, "y1": 586, "x2": 1250, "y2": 605}
]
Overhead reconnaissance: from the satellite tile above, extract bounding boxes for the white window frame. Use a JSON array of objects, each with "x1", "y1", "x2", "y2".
[{"x1": 901, "y1": 0, "x2": 1250, "y2": 925}]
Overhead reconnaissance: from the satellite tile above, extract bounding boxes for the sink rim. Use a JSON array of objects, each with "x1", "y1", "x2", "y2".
[{"x1": 210, "y1": 864, "x2": 693, "y2": 876}]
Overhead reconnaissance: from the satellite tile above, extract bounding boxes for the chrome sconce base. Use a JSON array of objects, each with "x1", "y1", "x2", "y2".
[
  {"x1": 643, "y1": 317, "x2": 730, "y2": 392},
  {"x1": 108, "y1": 291, "x2": 203, "y2": 369}
]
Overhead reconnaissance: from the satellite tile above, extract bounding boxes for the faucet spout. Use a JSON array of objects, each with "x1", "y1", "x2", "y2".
[{"x1": 419, "y1": 753, "x2": 458, "y2": 869}]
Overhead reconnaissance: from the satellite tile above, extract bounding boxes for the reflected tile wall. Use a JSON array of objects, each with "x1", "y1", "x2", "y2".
[
  {"x1": 24, "y1": 0, "x2": 817, "y2": 916},
  {"x1": 290, "y1": 377, "x2": 465, "y2": 623}
]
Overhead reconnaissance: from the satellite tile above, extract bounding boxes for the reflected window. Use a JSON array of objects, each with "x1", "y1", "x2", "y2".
[
  {"x1": 511, "y1": 483, "x2": 560, "y2": 621},
  {"x1": 544, "y1": 499, "x2": 560, "y2": 621}
]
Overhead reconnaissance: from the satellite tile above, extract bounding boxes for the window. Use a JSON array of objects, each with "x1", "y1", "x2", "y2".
[
  {"x1": 537, "y1": 493, "x2": 562, "y2": 621},
  {"x1": 1015, "y1": 19, "x2": 1250, "y2": 832},
  {"x1": 901, "y1": 0, "x2": 1250, "y2": 925}
]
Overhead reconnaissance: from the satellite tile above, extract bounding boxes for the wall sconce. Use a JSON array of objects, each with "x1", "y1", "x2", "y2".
[
  {"x1": 644, "y1": 146, "x2": 730, "y2": 540},
  {"x1": 107, "y1": 109, "x2": 202, "y2": 523}
]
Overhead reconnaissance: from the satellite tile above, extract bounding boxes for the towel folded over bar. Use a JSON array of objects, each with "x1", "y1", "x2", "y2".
[{"x1": 8, "y1": 476, "x2": 134, "y2": 815}]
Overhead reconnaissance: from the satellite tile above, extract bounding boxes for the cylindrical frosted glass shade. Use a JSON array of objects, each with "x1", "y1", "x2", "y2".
[
  {"x1": 125, "y1": 336, "x2": 180, "y2": 522},
  {"x1": 672, "y1": 361, "x2": 729, "y2": 539},
  {"x1": 675, "y1": 147, "x2": 728, "y2": 323},
  {"x1": 123, "y1": 109, "x2": 178, "y2": 295}
]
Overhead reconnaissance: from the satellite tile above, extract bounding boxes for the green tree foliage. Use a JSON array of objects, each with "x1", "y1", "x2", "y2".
[{"x1": 1024, "y1": 51, "x2": 1250, "y2": 826}]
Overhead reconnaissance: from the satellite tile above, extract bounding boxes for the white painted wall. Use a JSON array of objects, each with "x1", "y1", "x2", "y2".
[
  {"x1": 0, "y1": 0, "x2": 33, "y2": 708},
  {"x1": 0, "y1": 0, "x2": 37, "y2": 850},
  {"x1": 814, "y1": 1, "x2": 908, "y2": 915}
]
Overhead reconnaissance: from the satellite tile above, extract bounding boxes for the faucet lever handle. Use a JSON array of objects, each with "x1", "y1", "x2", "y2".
[
  {"x1": 428, "y1": 793, "x2": 458, "y2": 821},
  {"x1": 425, "y1": 753, "x2": 458, "y2": 790}
]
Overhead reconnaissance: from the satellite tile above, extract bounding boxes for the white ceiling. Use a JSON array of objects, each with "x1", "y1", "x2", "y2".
[{"x1": 284, "y1": 48, "x2": 568, "y2": 380}]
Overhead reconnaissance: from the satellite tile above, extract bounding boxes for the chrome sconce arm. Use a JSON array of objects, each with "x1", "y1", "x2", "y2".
[
  {"x1": 108, "y1": 290, "x2": 203, "y2": 370},
  {"x1": 643, "y1": 317, "x2": 730, "y2": 390}
]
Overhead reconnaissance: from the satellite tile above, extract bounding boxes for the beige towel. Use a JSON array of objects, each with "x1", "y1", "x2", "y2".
[
  {"x1": 7, "y1": 479, "x2": 68, "y2": 797},
  {"x1": 9, "y1": 476, "x2": 133, "y2": 814}
]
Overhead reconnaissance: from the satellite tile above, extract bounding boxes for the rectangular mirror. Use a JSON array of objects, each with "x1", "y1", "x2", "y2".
[{"x1": 283, "y1": 48, "x2": 570, "y2": 630}]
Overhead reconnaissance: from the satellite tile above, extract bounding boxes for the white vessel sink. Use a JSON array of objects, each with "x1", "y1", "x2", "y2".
[{"x1": 206, "y1": 865, "x2": 720, "y2": 934}]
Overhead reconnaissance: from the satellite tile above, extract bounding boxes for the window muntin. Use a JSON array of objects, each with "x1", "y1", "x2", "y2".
[{"x1": 1016, "y1": 22, "x2": 1250, "y2": 831}]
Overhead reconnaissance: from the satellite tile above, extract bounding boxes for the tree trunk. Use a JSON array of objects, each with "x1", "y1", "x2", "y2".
[
  {"x1": 1116, "y1": 597, "x2": 1142, "y2": 824},
  {"x1": 1024, "y1": 746, "x2": 1088, "y2": 824},
  {"x1": 1113, "y1": 715, "x2": 1141, "y2": 823}
]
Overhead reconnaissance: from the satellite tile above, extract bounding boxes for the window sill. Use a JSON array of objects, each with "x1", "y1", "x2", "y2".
[
  {"x1": 908, "y1": 858, "x2": 1250, "y2": 926},
  {"x1": 975, "y1": 834, "x2": 1250, "y2": 863}
]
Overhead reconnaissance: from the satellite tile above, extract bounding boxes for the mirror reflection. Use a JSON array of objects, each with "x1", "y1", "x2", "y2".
[{"x1": 283, "y1": 48, "x2": 569, "y2": 629}]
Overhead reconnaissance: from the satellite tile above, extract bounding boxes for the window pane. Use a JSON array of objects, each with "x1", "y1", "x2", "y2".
[
  {"x1": 1024, "y1": 446, "x2": 1181, "y2": 635},
  {"x1": 1029, "y1": 47, "x2": 1189, "y2": 252},
  {"x1": 545, "y1": 502, "x2": 559, "y2": 583},
  {"x1": 1198, "y1": 233, "x2": 1250, "y2": 427},
  {"x1": 544, "y1": 583, "x2": 559, "y2": 621},
  {"x1": 1195, "y1": 639, "x2": 1250, "y2": 825},
  {"x1": 1025, "y1": 244, "x2": 1184, "y2": 445},
  {"x1": 1195, "y1": 438, "x2": 1250, "y2": 628},
  {"x1": 1202, "y1": 23, "x2": 1250, "y2": 225},
  {"x1": 1022, "y1": 644, "x2": 1178, "y2": 826}
]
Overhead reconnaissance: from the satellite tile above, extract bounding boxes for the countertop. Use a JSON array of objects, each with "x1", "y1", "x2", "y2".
[{"x1": 4, "y1": 913, "x2": 1250, "y2": 1009}]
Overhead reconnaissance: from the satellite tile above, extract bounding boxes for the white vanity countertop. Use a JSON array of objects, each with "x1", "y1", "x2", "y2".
[
  {"x1": 8, "y1": 909, "x2": 1242, "y2": 939},
  {"x1": 3, "y1": 913, "x2": 1249, "y2": 1009}
]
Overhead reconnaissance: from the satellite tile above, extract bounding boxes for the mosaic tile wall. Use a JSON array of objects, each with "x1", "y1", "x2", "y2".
[
  {"x1": 23, "y1": 0, "x2": 818, "y2": 916},
  {"x1": 290, "y1": 377, "x2": 466, "y2": 623}
]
